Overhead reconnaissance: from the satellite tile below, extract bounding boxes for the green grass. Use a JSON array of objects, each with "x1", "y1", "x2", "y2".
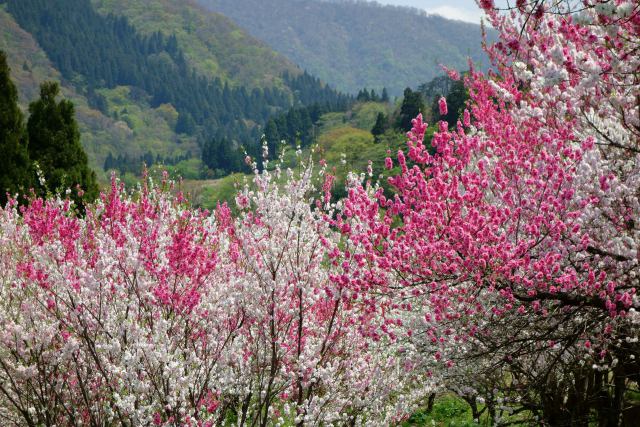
[
  {"x1": 403, "y1": 395, "x2": 480, "y2": 427},
  {"x1": 404, "y1": 393, "x2": 542, "y2": 427}
]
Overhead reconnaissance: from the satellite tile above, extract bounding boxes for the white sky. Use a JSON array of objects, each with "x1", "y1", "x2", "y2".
[{"x1": 374, "y1": 0, "x2": 485, "y2": 23}]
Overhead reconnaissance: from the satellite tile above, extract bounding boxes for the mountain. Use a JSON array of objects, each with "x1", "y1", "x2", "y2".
[
  {"x1": 0, "y1": 4, "x2": 151, "y2": 179},
  {"x1": 196, "y1": 0, "x2": 493, "y2": 96},
  {"x1": 90, "y1": 0, "x2": 300, "y2": 90},
  {"x1": 0, "y1": 0, "x2": 350, "y2": 182}
]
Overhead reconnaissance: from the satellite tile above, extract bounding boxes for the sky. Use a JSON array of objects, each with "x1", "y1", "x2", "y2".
[{"x1": 374, "y1": 0, "x2": 485, "y2": 23}]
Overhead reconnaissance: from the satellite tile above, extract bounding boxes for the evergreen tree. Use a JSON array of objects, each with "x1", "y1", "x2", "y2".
[
  {"x1": 381, "y1": 87, "x2": 389, "y2": 103},
  {"x1": 27, "y1": 81, "x2": 99, "y2": 208},
  {"x1": 418, "y1": 74, "x2": 455, "y2": 103},
  {"x1": 103, "y1": 152, "x2": 115, "y2": 171},
  {"x1": 0, "y1": 51, "x2": 32, "y2": 206},
  {"x1": 371, "y1": 112, "x2": 388, "y2": 141},
  {"x1": 175, "y1": 112, "x2": 196, "y2": 135},
  {"x1": 432, "y1": 78, "x2": 467, "y2": 126},
  {"x1": 299, "y1": 108, "x2": 313, "y2": 146},
  {"x1": 396, "y1": 87, "x2": 424, "y2": 131},
  {"x1": 264, "y1": 119, "x2": 280, "y2": 156}
]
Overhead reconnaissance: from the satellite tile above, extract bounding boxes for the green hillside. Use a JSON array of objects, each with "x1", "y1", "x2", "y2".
[
  {"x1": 196, "y1": 0, "x2": 493, "y2": 96},
  {"x1": 187, "y1": 70, "x2": 463, "y2": 209},
  {"x1": 0, "y1": 0, "x2": 350, "y2": 183},
  {"x1": 90, "y1": 0, "x2": 300, "y2": 89},
  {"x1": 0, "y1": 5, "x2": 194, "y2": 180},
  {"x1": 189, "y1": 99, "x2": 409, "y2": 209}
]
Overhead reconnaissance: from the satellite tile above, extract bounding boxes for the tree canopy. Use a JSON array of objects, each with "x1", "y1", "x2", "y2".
[
  {"x1": 27, "y1": 81, "x2": 99, "y2": 207},
  {"x1": 0, "y1": 51, "x2": 31, "y2": 206}
]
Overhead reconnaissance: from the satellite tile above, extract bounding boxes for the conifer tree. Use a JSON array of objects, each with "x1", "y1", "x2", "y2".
[
  {"x1": 432, "y1": 78, "x2": 467, "y2": 125},
  {"x1": 27, "y1": 81, "x2": 98, "y2": 208},
  {"x1": 264, "y1": 120, "x2": 280, "y2": 157},
  {"x1": 371, "y1": 112, "x2": 387, "y2": 141},
  {"x1": 381, "y1": 87, "x2": 389, "y2": 103},
  {"x1": 396, "y1": 87, "x2": 424, "y2": 131},
  {"x1": 175, "y1": 112, "x2": 196, "y2": 135},
  {"x1": 0, "y1": 51, "x2": 32, "y2": 206}
]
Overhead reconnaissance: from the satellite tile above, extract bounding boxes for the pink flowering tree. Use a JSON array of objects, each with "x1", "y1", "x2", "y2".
[
  {"x1": 0, "y1": 150, "x2": 433, "y2": 425},
  {"x1": 0, "y1": 177, "x2": 239, "y2": 425},
  {"x1": 336, "y1": 0, "x2": 640, "y2": 423}
]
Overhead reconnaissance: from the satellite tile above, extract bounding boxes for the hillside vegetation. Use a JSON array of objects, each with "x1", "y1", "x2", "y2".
[
  {"x1": 0, "y1": 5, "x2": 185, "y2": 178},
  {"x1": 90, "y1": 0, "x2": 300, "y2": 89},
  {"x1": 197, "y1": 0, "x2": 493, "y2": 95},
  {"x1": 188, "y1": 71, "x2": 465, "y2": 208},
  {"x1": 189, "y1": 100, "x2": 408, "y2": 209},
  {"x1": 0, "y1": 0, "x2": 349, "y2": 181}
]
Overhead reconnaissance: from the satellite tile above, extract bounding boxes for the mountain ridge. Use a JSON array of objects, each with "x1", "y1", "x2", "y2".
[
  {"x1": 196, "y1": 0, "x2": 492, "y2": 95},
  {"x1": 0, "y1": 0, "x2": 349, "y2": 182},
  {"x1": 90, "y1": 0, "x2": 302, "y2": 89}
]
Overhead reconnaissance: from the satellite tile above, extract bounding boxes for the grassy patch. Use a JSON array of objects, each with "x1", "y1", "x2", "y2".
[{"x1": 403, "y1": 395, "x2": 479, "y2": 427}]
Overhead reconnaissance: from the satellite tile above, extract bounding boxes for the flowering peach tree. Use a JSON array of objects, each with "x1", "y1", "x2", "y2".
[
  {"x1": 212, "y1": 153, "x2": 431, "y2": 426},
  {"x1": 335, "y1": 0, "x2": 639, "y2": 423},
  {"x1": 0, "y1": 153, "x2": 431, "y2": 425}
]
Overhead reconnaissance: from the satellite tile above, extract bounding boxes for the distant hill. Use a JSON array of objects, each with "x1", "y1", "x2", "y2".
[
  {"x1": 0, "y1": 0, "x2": 349, "y2": 182},
  {"x1": 90, "y1": 0, "x2": 301, "y2": 90},
  {"x1": 196, "y1": 0, "x2": 493, "y2": 96}
]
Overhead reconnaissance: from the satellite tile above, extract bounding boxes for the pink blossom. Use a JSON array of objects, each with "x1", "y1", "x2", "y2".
[{"x1": 438, "y1": 97, "x2": 448, "y2": 116}]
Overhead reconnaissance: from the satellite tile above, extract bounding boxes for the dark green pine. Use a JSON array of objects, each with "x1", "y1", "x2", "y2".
[
  {"x1": 0, "y1": 50, "x2": 32, "y2": 206},
  {"x1": 27, "y1": 81, "x2": 99, "y2": 209}
]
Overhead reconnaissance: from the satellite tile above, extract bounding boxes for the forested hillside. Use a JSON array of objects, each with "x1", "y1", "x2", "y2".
[
  {"x1": 196, "y1": 0, "x2": 492, "y2": 95},
  {"x1": 0, "y1": 5, "x2": 156, "y2": 177},
  {"x1": 90, "y1": 0, "x2": 299, "y2": 89},
  {"x1": 192, "y1": 72, "x2": 466, "y2": 208},
  {"x1": 0, "y1": 0, "x2": 350, "y2": 181}
]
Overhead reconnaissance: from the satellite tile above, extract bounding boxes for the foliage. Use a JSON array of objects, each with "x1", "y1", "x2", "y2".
[
  {"x1": 349, "y1": 101, "x2": 390, "y2": 131},
  {"x1": 196, "y1": 0, "x2": 493, "y2": 95},
  {"x1": 104, "y1": 150, "x2": 193, "y2": 176},
  {"x1": 3, "y1": 0, "x2": 351, "y2": 178},
  {"x1": 395, "y1": 87, "x2": 425, "y2": 131},
  {"x1": 0, "y1": 50, "x2": 31, "y2": 206},
  {"x1": 371, "y1": 112, "x2": 388, "y2": 139},
  {"x1": 196, "y1": 99, "x2": 403, "y2": 209},
  {"x1": 403, "y1": 395, "x2": 480, "y2": 427},
  {"x1": 356, "y1": 87, "x2": 388, "y2": 103},
  {"x1": 201, "y1": 138, "x2": 244, "y2": 176},
  {"x1": 27, "y1": 82, "x2": 99, "y2": 207},
  {"x1": 419, "y1": 73, "x2": 469, "y2": 125},
  {"x1": 5, "y1": 0, "x2": 281, "y2": 144},
  {"x1": 262, "y1": 103, "x2": 338, "y2": 155},
  {"x1": 90, "y1": 0, "x2": 300, "y2": 89}
]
